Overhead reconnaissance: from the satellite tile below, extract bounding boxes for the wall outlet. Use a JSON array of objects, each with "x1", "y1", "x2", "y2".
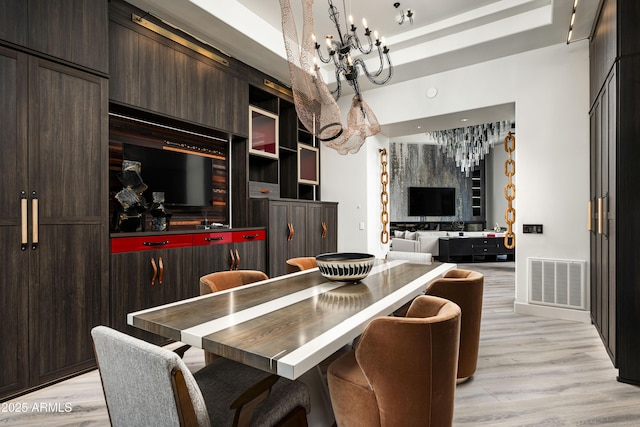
[{"x1": 359, "y1": 221, "x2": 365, "y2": 230}]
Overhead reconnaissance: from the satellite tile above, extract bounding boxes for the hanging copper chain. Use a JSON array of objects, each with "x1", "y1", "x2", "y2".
[
  {"x1": 380, "y1": 148, "x2": 389, "y2": 244},
  {"x1": 504, "y1": 132, "x2": 516, "y2": 249}
]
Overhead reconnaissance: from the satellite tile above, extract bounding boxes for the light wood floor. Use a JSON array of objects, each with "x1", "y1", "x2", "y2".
[{"x1": 2, "y1": 262, "x2": 640, "y2": 426}]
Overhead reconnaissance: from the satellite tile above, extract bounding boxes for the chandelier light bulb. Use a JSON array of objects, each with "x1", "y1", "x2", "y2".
[
  {"x1": 374, "y1": 30, "x2": 379, "y2": 41},
  {"x1": 312, "y1": 33, "x2": 316, "y2": 42},
  {"x1": 349, "y1": 15, "x2": 353, "y2": 24},
  {"x1": 326, "y1": 35, "x2": 332, "y2": 46},
  {"x1": 362, "y1": 18, "x2": 368, "y2": 28}
]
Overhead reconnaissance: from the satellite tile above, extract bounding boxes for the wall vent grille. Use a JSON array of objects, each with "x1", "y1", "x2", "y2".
[{"x1": 528, "y1": 258, "x2": 587, "y2": 310}]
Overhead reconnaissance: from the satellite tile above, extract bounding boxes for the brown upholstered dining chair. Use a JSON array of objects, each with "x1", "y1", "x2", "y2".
[
  {"x1": 425, "y1": 268, "x2": 484, "y2": 383},
  {"x1": 327, "y1": 295, "x2": 461, "y2": 427},
  {"x1": 285, "y1": 257, "x2": 318, "y2": 274},
  {"x1": 92, "y1": 325, "x2": 310, "y2": 427},
  {"x1": 198, "y1": 270, "x2": 269, "y2": 365},
  {"x1": 200, "y1": 270, "x2": 269, "y2": 295}
]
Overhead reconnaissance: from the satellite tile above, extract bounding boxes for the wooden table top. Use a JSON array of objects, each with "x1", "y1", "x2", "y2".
[{"x1": 128, "y1": 260, "x2": 455, "y2": 379}]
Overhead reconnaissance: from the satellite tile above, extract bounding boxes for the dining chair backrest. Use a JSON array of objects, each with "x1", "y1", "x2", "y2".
[
  {"x1": 425, "y1": 268, "x2": 484, "y2": 382},
  {"x1": 200, "y1": 270, "x2": 268, "y2": 295},
  {"x1": 92, "y1": 325, "x2": 211, "y2": 427},
  {"x1": 285, "y1": 257, "x2": 318, "y2": 274},
  {"x1": 327, "y1": 295, "x2": 461, "y2": 427}
]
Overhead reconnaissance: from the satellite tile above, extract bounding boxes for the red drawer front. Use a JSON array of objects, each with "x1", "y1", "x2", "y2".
[
  {"x1": 111, "y1": 234, "x2": 193, "y2": 253},
  {"x1": 192, "y1": 231, "x2": 234, "y2": 246},
  {"x1": 232, "y1": 230, "x2": 266, "y2": 243}
]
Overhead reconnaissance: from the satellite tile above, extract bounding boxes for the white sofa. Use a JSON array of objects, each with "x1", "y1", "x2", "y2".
[{"x1": 390, "y1": 230, "x2": 499, "y2": 258}]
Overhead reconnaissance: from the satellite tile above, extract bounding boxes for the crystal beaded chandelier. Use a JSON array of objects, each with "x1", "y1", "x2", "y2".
[{"x1": 428, "y1": 121, "x2": 514, "y2": 176}]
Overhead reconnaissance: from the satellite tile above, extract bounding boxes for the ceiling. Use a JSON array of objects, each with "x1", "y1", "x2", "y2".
[{"x1": 124, "y1": 0, "x2": 601, "y2": 138}]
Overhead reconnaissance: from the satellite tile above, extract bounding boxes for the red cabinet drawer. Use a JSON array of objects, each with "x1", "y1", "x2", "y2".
[
  {"x1": 111, "y1": 234, "x2": 193, "y2": 253},
  {"x1": 192, "y1": 231, "x2": 234, "y2": 246},
  {"x1": 232, "y1": 230, "x2": 266, "y2": 243}
]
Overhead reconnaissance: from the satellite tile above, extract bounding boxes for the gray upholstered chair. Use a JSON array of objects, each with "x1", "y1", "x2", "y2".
[
  {"x1": 92, "y1": 325, "x2": 309, "y2": 427},
  {"x1": 327, "y1": 295, "x2": 461, "y2": 427},
  {"x1": 285, "y1": 257, "x2": 318, "y2": 274}
]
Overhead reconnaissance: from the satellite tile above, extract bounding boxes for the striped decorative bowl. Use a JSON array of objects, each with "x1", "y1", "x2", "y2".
[{"x1": 315, "y1": 253, "x2": 375, "y2": 282}]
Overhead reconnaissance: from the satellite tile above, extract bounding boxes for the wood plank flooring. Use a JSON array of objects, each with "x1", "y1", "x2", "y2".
[{"x1": 2, "y1": 261, "x2": 639, "y2": 426}]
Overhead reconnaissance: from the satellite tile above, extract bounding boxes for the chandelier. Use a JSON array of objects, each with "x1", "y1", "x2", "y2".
[
  {"x1": 428, "y1": 121, "x2": 514, "y2": 176},
  {"x1": 279, "y1": 0, "x2": 391, "y2": 154},
  {"x1": 313, "y1": 0, "x2": 393, "y2": 101}
]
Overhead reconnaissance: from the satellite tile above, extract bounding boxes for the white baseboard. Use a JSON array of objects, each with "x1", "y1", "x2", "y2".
[{"x1": 514, "y1": 302, "x2": 592, "y2": 324}]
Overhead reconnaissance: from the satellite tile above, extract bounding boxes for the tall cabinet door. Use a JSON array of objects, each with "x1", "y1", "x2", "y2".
[
  {"x1": 27, "y1": 57, "x2": 109, "y2": 385},
  {"x1": 590, "y1": 67, "x2": 617, "y2": 363},
  {"x1": 268, "y1": 201, "x2": 291, "y2": 277},
  {"x1": 0, "y1": 46, "x2": 29, "y2": 398},
  {"x1": 308, "y1": 202, "x2": 338, "y2": 255}
]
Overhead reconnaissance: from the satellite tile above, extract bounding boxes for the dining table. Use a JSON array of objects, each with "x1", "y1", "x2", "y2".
[{"x1": 128, "y1": 259, "x2": 456, "y2": 380}]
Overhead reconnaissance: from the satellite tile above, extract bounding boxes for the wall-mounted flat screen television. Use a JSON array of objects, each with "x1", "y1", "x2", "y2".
[
  {"x1": 408, "y1": 187, "x2": 456, "y2": 216},
  {"x1": 123, "y1": 144, "x2": 213, "y2": 207}
]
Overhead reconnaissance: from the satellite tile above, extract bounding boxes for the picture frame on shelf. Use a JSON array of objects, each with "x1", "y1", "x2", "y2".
[
  {"x1": 249, "y1": 106, "x2": 279, "y2": 159},
  {"x1": 298, "y1": 143, "x2": 319, "y2": 185}
]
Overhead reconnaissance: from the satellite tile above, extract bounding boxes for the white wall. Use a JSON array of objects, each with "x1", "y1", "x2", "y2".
[{"x1": 321, "y1": 40, "x2": 591, "y2": 322}]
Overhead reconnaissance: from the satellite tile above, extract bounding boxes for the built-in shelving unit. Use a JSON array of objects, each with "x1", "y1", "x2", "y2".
[
  {"x1": 248, "y1": 85, "x2": 320, "y2": 202},
  {"x1": 472, "y1": 169, "x2": 482, "y2": 217}
]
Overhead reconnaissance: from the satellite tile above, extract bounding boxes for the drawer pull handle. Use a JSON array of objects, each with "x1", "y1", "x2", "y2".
[
  {"x1": 205, "y1": 237, "x2": 224, "y2": 242},
  {"x1": 150, "y1": 257, "x2": 158, "y2": 286},
  {"x1": 31, "y1": 191, "x2": 38, "y2": 250},
  {"x1": 235, "y1": 249, "x2": 240, "y2": 270},
  {"x1": 321, "y1": 221, "x2": 327, "y2": 238},
  {"x1": 229, "y1": 249, "x2": 236, "y2": 270},
  {"x1": 158, "y1": 257, "x2": 164, "y2": 284},
  {"x1": 21, "y1": 191, "x2": 28, "y2": 251},
  {"x1": 143, "y1": 240, "x2": 170, "y2": 247},
  {"x1": 242, "y1": 234, "x2": 258, "y2": 240}
]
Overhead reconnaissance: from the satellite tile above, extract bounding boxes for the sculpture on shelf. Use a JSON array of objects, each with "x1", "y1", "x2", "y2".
[
  {"x1": 112, "y1": 160, "x2": 149, "y2": 232},
  {"x1": 149, "y1": 192, "x2": 172, "y2": 232}
]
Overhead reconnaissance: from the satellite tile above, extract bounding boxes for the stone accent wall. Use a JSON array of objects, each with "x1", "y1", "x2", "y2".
[{"x1": 389, "y1": 142, "x2": 479, "y2": 223}]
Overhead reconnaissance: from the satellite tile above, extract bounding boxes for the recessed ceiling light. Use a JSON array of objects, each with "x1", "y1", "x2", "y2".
[{"x1": 426, "y1": 87, "x2": 438, "y2": 98}]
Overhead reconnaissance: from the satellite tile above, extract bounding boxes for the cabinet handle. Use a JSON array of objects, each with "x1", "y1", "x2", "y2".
[
  {"x1": 150, "y1": 257, "x2": 158, "y2": 286},
  {"x1": 290, "y1": 223, "x2": 295, "y2": 240},
  {"x1": 158, "y1": 257, "x2": 164, "y2": 284},
  {"x1": 143, "y1": 240, "x2": 170, "y2": 247},
  {"x1": 287, "y1": 223, "x2": 293, "y2": 241},
  {"x1": 31, "y1": 191, "x2": 38, "y2": 250},
  {"x1": 321, "y1": 221, "x2": 327, "y2": 238},
  {"x1": 21, "y1": 191, "x2": 28, "y2": 251},
  {"x1": 597, "y1": 197, "x2": 603, "y2": 235},
  {"x1": 205, "y1": 236, "x2": 224, "y2": 242},
  {"x1": 241, "y1": 234, "x2": 258, "y2": 240},
  {"x1": 587, "y1": 200, "x2": 592, "y2": 232},
  {"x1": 229, "y1": 249, "x2": 234, "y2": 270},
  {"x1": 235, "y1": 249, "x2": 240, "y2": 270}
]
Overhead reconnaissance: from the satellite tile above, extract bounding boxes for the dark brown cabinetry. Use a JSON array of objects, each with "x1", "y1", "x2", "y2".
[
  {"x1": 589, "y1": 0, "x2": 640, "y2": 385},
  {"x1": 111, "y1": 234, "x2": 196, "y2": 344},
  {"x1": 0, "y1": 0, "x2": 108, "y2": 73},
  {"x1": 250, "y1": 199, "x2": 338, "y2": 277},
  {"x1": 192, "y1": 230, "x2": 267, "y2": 276},
  {"x1": 0, "y1": 47, "x2": 109, "y2": 400},
  {"x1": 110, "y1": 229, "x2": 266, "y2": 343},
  {"x1": 108, "y1": 0, "x2": 248, "y2": 135}
]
